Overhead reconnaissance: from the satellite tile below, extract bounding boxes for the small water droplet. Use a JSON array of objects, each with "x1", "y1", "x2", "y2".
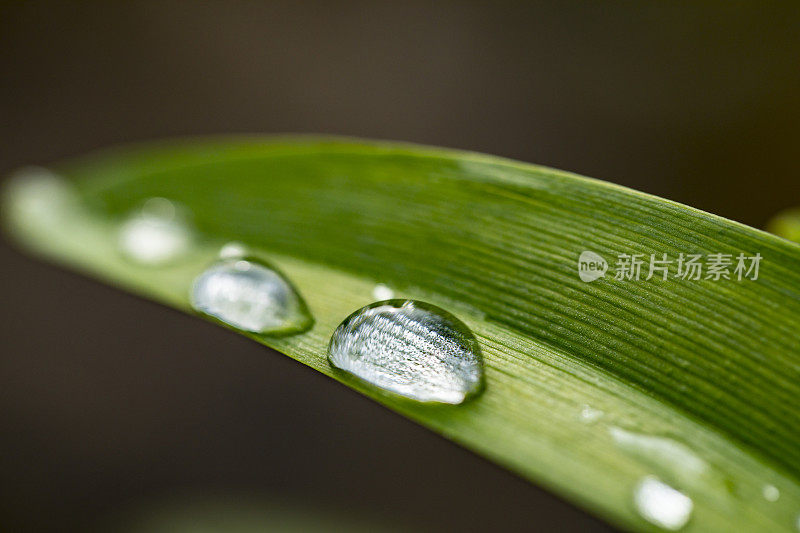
[
  {"x1": 4, "y1": 166, "x2": 75, "y2": 223},
  {"x1": 579, "y1": 404, "x2": 604, "y2": 423},
  {"x1": 371, "y1": 283, "x2": 395, "y2": 300},
  {"x1": 191, "y1": 257, "x2": 312, "y2": 335},
  {"x1": 762, "y1": 484, "x2": 780, "y2": 502},
  {"x1": 610, "y1": 427, "x2": 711, "y2": 487},
  {"x1": 141, "y1": 196, "x2": 176, "y2": 218},
  {"x1": 219, "y1": 241, "x2": 248, "y2": 259},
  {"x1": 327, "y1": 300, "x2": 484, "y2": 404},
  {"x1": 634, "y1": 476, "x2": 693, "y2": 530},
  {"x1": 118, "y1": 198, "x2": 193, "y2": 265}
]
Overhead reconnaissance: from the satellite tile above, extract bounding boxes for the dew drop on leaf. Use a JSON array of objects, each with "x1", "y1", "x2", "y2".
[
  {"x1": 118, "y1": 197, "x2": 193, "y2": 265},
  {"x1": 3, "y1": 166, "x2": 75, "y2": 224},
  {"x1": 609, "y1": 427, "x2": 721, "y2": 491},
  {"x1": 633, "y1": 476, "x2": 693, "y2": 530},
  {"x1": 371, "y1": 283, "x2": 394, "y2": 300},
  {"x1": 327, "y1": 299, "x2": 484, "y2": 404},
  {"x1": 219, "y1": 241, "x2": 248, "y2": 259},
  {"x1": 762, "y1": 484, "x2": 780, "y2": 502},
  {"x1": 191, "y1": 257, "x2": 312, "y2": 335},
  {"x1": 578, "y1": 404, "x2": 604, "y2": 423}
]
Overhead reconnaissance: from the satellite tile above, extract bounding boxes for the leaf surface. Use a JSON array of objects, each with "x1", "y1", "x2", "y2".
[{"x1": 5, "y1": 137, "x2": 800, "y2": 531}]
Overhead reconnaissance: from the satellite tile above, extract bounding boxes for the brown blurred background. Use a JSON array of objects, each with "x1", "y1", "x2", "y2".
[{"x1": 1, "y1": 2, "x2": 798, "y2": 531}]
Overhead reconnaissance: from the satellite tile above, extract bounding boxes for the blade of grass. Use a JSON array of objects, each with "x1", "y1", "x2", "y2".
[{"x1": 4, "y1": 137, "x2": 800, "y2": 531}]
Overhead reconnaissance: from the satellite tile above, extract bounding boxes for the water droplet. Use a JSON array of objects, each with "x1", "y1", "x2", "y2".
[
  {"x1": 579, "y1": 404, "x2": 604, "y2": 423},
  {"x1": 3, "y1": 166, "x2": 75, "y2": 223},
  {"x1": 371, "y1": 283, "x2": 395, "y2": 300},
  {"x1": 762, "y1": 484, "x2": 780, "y2": 502},
  {"x1": 141, "y1": 196, "x2": 177, "y2": 218},
  {"x1": 327, "y1": 300, "x2": 484, "y2": 404},
  {"x1": 219, "y1": 241, "x2": 248, "y2": 259},
  {"x1": 610, "y1": 427, "x2": 711, "y2": 487},
  {"x1": 118, "y1": 198, "x2": 193, "y2": 265},
  {"x1": 191, "y1": 257, "x2": 312, "y2": 335},
  {"x1": 633, "y1": 476, "x2": 693, "y2": 530}
]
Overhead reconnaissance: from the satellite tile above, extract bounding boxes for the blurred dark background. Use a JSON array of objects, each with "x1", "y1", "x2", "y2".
[{"x1": 1, "y1": 2, "x2": 798, "y2": 531}]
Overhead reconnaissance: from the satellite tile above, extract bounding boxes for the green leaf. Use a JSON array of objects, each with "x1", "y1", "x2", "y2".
[{"x1": 4, "y1": 137, "x2": 800, "y2": 531}]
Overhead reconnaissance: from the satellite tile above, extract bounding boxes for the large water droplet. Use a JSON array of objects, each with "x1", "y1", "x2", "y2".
[
  {"x1": 327, "y1": 300, "x2": 484, "y2": 404},
  {"x1": 634, "y1": 476, "x2": 693, "y2": 530},
  {"x1": 191, "y1": 257, "x2": 312, "y2": 335},
  {"x1": 118, "y1": 197, "x2": 193, "y2": 265}
]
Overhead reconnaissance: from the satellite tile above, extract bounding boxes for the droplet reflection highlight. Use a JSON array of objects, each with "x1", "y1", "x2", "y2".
[
  {"x1": 191, "y1": 258, "x2": 312, "y2": 335},
  {"x1": 327, "y1": 300, "x2": 484, "y2": 404}
]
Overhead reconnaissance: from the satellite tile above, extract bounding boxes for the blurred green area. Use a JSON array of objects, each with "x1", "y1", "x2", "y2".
[{"x1": 768, "y1": 208, "x2": 800, "y2": 244}]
